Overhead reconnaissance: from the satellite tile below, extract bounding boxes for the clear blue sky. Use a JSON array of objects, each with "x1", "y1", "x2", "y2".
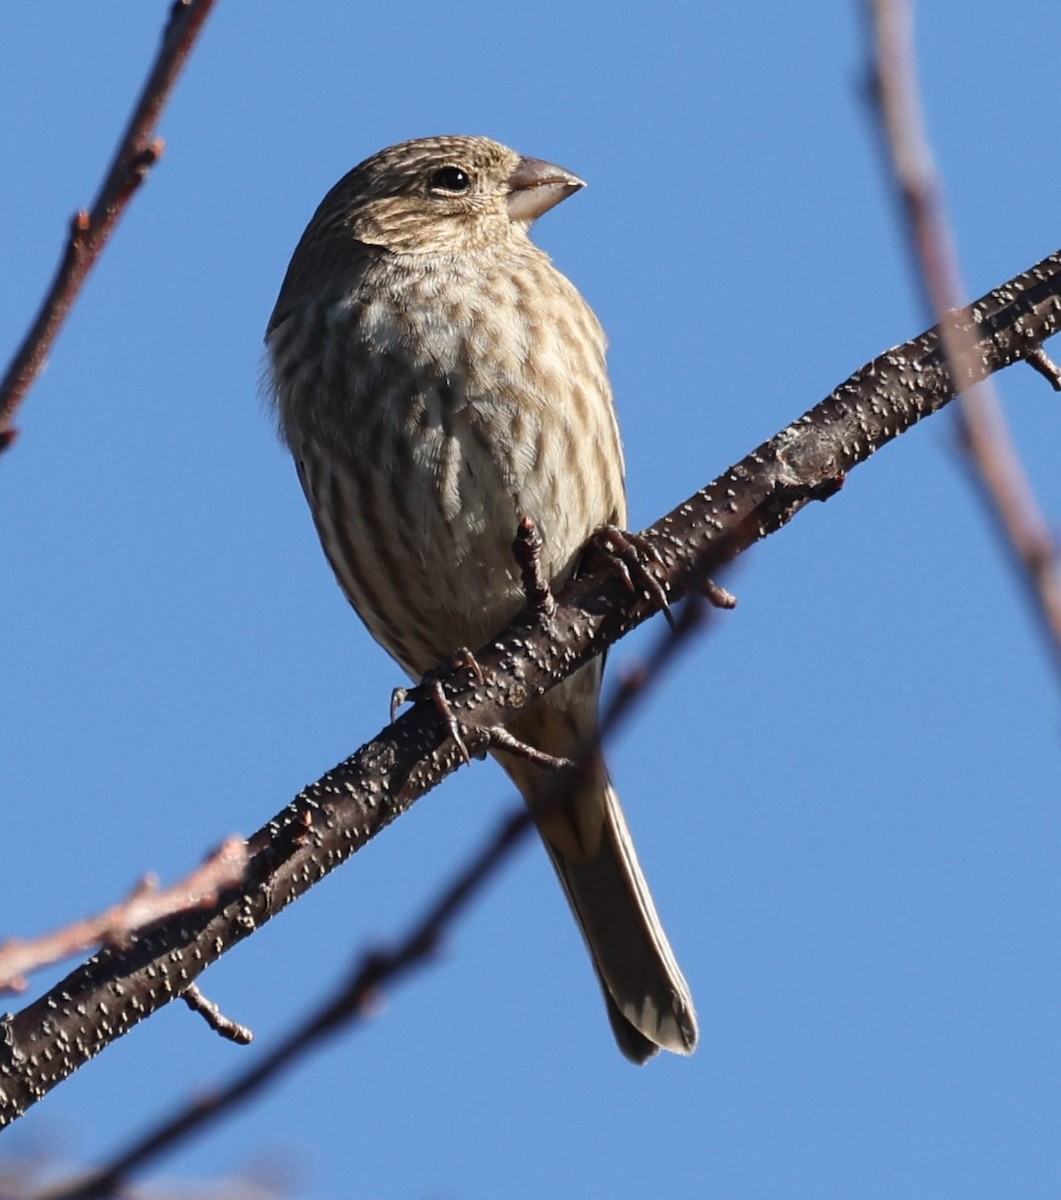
[{"x1": 2, "y1": 3, "x2": 1059, "y2": 1197}]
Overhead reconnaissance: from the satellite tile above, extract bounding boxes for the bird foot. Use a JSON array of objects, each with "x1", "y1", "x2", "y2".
[
  {"x1": 589, "y1": 525, "x2": 674, "y2": 627},
  {"x1": 390, "y1": 648, "x2": 486, "y2": 764}
]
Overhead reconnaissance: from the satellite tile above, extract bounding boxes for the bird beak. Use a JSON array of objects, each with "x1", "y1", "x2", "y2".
[{"x1": 505, "y1": 156, "x2": 586, "y2": 223}]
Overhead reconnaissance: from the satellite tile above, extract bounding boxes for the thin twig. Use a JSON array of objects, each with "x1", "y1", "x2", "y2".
[
  {"x1": 867, "y1": 0, "x2": 1061, "y2": 681},
  {"x1": 1025, "y1": 347, "x2": 1061, "y2": 392},
  {"x1": 0, "y1": 839, "x2": 247, "y2": 993},
  {"x1": 0, "y1": 0, "x2": 217, "y2": 454},
  {"x1": 181, "y1": 983, "x2": 254, "y2": 1046}
]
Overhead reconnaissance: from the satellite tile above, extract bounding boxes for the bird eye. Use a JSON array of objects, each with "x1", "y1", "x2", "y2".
[{"x1": 428, "y1": 166, "x2": 471, "y2": 194}]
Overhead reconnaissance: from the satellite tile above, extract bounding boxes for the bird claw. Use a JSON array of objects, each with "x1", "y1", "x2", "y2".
[
  {"x1": 590, "y1": 525, "x2": 674, "y2": 626},
  {"x1": 390, "y1": 686, "x2": 411, "y2": 724},
  {"x1": 390, "y1": 648, "x2": 486, "y2": 763},
  {"x1": 427, "y1": 678, "x2": 471, "y2": 764},
  {"x1": 448, "y1": 646, "x2": 485, "y2": 684}
]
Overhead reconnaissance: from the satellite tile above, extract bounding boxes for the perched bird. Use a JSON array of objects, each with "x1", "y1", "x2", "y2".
[{"x1": 265, "y1": 135, "x2": 696, "y2": 1062}]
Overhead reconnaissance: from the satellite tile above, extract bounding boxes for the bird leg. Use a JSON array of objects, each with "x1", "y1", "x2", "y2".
[{"x1": 512, "y1": 515, "x2": 557, "y2": 617}]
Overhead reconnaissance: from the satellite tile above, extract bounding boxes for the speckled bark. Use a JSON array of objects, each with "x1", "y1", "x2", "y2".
[{"x1": 3, "y1": 248, "x2": 1059, "y2": 1124}]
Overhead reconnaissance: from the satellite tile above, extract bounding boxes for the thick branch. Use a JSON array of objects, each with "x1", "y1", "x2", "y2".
[
  {"x1": 0, "y1": 0, "x2": 216, "y2": 453},
  {"x1": 34, "y1": 599, "x2": 712, "y2": 1199},
  {"x1": 2, "y1": 248, "x2": 1059, "y2": 1123},
  {"x1": 39, "y1": 810, "x2": 533, "y2": 1200}
]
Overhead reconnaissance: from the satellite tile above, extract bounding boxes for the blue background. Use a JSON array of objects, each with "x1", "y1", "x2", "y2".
[{"x1": 2, "y1": 3, "x2": 1059, "y2": 1196}]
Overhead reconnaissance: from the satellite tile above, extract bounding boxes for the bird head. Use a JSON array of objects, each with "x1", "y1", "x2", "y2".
[{"x1": 311, "y1": 135, "x2": 585, "y2": 255}]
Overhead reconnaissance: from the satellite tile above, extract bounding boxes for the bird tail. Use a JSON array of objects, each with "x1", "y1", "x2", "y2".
[
  {"x1": 543, "y1": 775, "x2": 699, "y2": 1063},
  {"x1": 496, "y1": 673, "x2": 697, "y2": 1063}
]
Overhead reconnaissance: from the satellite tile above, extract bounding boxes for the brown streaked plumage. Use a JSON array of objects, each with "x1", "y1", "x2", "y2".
[{"x1": 265, "y1": 135, "x2": 696, "y2": 1062}]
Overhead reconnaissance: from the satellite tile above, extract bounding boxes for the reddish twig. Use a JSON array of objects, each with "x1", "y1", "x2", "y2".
[
  {"x1": 0, "y1": 838, "x2": 247, "y2": 993},
  {"x1": 0, "y1": 0, "x2": 217, "y2": 454},
  {"x1": 34, "y1": 596, "x2": 713, "y2": 1200},
  {"x1": 867, "y1": 0, "x2": 1061, "y2": 681}
]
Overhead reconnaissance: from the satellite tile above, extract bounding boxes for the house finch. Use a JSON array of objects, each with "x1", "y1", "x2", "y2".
[{"x1": 265, "y1": 135, "x2": 696, "y2": 1062}]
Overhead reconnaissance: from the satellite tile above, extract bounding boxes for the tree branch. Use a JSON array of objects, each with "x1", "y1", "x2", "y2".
[
  {"x1": 33, "y1": 598, "x2": 712, "y2": 1200},
  {"x1": 0, "y1": 839, "x2": 247, "y2": 994},
  {"x1": 867, "y1": 0, "x2": 1061, "y2": 679},
  {"x1": 0, "y1": 0, "x2": 217, "y2": 454},
  {"x1": 2, "y1": 248, "x2": 1059, "y2": 1124}
]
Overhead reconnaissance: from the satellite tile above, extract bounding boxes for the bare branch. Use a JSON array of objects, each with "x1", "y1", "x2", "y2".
[
  {"x1": 0, "y1": 839, "x2": 247, "y2": 993},
  {"x1": 34, "y1": 808, "x2": 534, "y2": 1200},
  {"x1": 0, "y1": 0, "x2": 217, "y2": 454},
  {"x1": 34, "y1": 597, "x2": 711, "y2": 1200},
  {"x1": 867, "y1": 0, "x2": 1061, "y2": 679},
  {"x1": 2, "y1": 250, "x2": 1059, "y2": 1123}
]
